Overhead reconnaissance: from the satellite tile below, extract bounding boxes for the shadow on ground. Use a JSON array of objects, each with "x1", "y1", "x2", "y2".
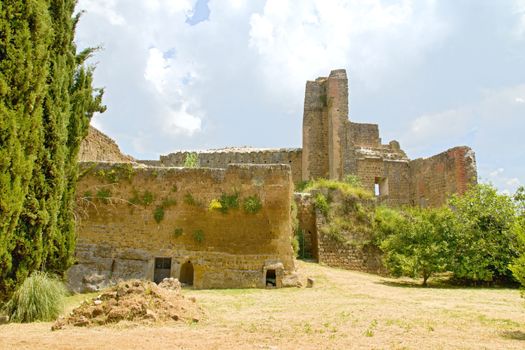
[{"x1": 501, "y1": 331, "x2": 525, "y2": 341}]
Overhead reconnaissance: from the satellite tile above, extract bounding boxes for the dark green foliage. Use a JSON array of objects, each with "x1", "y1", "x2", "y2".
[
  {"x1": 184, "y1": 193, "x2": 197, "y2": 206},
  {"x1": 4, "y1": 272, "x2": 67, "y2": 322},
  {"x1": 376, "y1": 206, "x2": 455, "y2": 286},
  {"x1": 160, "y1": 198, "x2": 177, "y2": 208},
  {"x1": 243, "y1": 195, "x2": 262, "y2": 214},
  {"x1": 173, "y1": 228, "x2": 183, "y2": 237},
  {"x1": 193, "y1": 229, "x2": 204, "y2": 243},
  {"x1": 448, "y1": 184, "x2": 518, "y2": 283},
  {"x1": 218, "y1": 192, "x2": 239, "y2": 214},
  {"x1": 0, "y1": 1, "x2": 104, "y2": 299},
  {"x1": 129, "y1": 189, "x2": 154, "y2": 206},
  {"x1": 153, "y1": 206, "x2": 164, "y2": 223},
  {"x1": 509, "y1": 186, "x2": 525, "y2": 289}
]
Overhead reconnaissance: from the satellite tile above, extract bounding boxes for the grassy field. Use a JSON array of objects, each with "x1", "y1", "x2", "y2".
[{"x1": 1, "y1": 261, "x2": 524, "y2": 349}]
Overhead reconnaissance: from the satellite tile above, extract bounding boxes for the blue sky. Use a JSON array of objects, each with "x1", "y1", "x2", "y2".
[{"x1": 75, "y1": 0, "x2": 525, "y2": 194}]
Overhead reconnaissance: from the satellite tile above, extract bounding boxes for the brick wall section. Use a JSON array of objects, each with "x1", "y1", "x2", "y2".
[
  {"x1": 147, "y1": 148, "x2": 303, "y2": 185},
  {"x1": 408, "y1": 146, "x2": 477, "y2": 207},
  {"x1": 70, "y1": 163, "x2": 296, "y2": 290},
  {"x1": 327, "y1": 69, "x2": 349, "y2": 180},
  {"x1": 79, "y1": 126, "x2": 134, "y2": 163},
  {"x1": 302, "y1": 78, "x2": 330, "y2": 180},
  {"x1": 294, "y1": 193, "x2": 318, "y2": 260}
]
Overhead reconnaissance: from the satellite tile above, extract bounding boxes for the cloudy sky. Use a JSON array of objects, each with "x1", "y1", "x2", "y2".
[{"x1": 75, "y1": 0, "x2": 525, "y2": 194}]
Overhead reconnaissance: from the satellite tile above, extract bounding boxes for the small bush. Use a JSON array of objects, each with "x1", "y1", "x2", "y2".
[
  {"x1": 4, "y1": 272, "x2": 67, "y2": 323},
  {"x1": 314, "y1": 193, "x2": 329, "y2": 216},
  {"x1": 193, "y1": 229, "x2": 205, "y2": 243},
  {"x1": 184, "y1": 153, "x2": 199, "y2": 168},
  {"x1": 173, "y1": 228, "x2": 183, "y2": 237},
  {"x1": 184, "y1": 193, "x2": 198, "y2": 206},
  {"x1": 129, "y1": 189, "x2": 155, "y2": 206},
  {"x1": 343, "y1": 175, "x2": 362, "y2": 188},
  {"x1": 153, "y1": 206, "x2": 164, "y2": 223},
  {"x1": 218, "y1": 192, "x2": 239, "y2": 214},
  {"x1": 243, "y1": 195, "x2": 262, "y2": 214},
  {"x1": 292, "y1": 235, "x2": 300, "y2": 258}
]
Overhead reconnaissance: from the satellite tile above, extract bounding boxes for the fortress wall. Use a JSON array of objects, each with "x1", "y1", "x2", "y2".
[
  {"x1": 348, "y1": 122, "x2": 381, "y2": 148},
  {"x1": 79, "y1": 126, "x2": 134, "y2": 163},
  {"x1": 70, "y1": 163, "x2": 296, "y2": 291},
  {"x1": 302, "y1": 78, "x2": 330, "y2": 180},
  {"x1": 408, "y1": 146, "x2": 478, "y2": 207},
  {"x1": 155, "y1": 149, "x2": 303, "y2": 185}
]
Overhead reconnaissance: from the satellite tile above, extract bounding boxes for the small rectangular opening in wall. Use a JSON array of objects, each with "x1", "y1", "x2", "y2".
[
  {"x1": 153, "y1": 257, "x2": 171, "y2": 284},
  {"x1": 374, "y1": 177, "x2": 389, "y2": 197},
  {"x1": 265, "y1": 269, "x2": 276, "y2": 287}
]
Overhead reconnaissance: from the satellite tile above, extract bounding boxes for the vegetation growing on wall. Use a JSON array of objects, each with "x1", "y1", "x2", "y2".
[
  {"x1": 218, "y1": 192, "x2": 239, "y2": 214},
  {"x1": 193, "y1": 229, "x2": 205, "y2": 243},
  {"x1": 184, "y1": 153, "x2": 199, "y2": 168},
  {"x1": 129, "y1": 189, "x2": 155, "y2": 206},
  {"x1": 0, "y1": 0, "x2": 105, "y2": 299},
  {"x1": 243, "y1": 195, "x2": 262, "y2": 214}
]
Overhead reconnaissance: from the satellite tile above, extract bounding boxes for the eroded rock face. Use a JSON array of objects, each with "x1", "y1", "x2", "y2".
[{"x1": 79, "y1": 126, "x2": 134, "y2": 163}]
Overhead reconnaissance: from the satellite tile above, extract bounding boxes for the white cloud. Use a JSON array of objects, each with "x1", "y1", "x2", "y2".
[
  {"x1": 77, "y1": 0, "x2": 126, "y2": 26},
  {"x1": 490, "y1": 168, "x2": 505, "y2": 177},
  {"x1": 516, "y1": 97, "x2": 525, "y2": 103},
  {"x1": 249, "y1": 0, "x2": 448, "y2": 98},
  {"x1": 513, "y1": 0, "x2": 525, "y2": 37}
]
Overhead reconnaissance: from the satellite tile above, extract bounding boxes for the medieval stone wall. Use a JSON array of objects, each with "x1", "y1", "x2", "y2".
[
  {"x1": 79, "y1": 126, "x2": 134, "y2": 163},
  {"x1": 149, "y1": 148, "x2": 303, "y2": 185},
  {"x1": 408, "y1": 146, "x2": 477, "y2": 207},
  {"x1": 69, "y1": 163, "x2": 296, "y2": 291}
]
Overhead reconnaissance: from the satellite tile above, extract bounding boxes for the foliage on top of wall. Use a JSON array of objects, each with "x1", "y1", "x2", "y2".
[
  {"x1": 314, "y1": 193, "x2": 329, "y2": 217},
  {"x1": 304, "y1": 178, "x2": 373, "y2": 200},
  {"x1": 184, "y1": 153, "x2": 199, "y2": 168},
  {"x1": 96, "y1": 163, "x2": 134, "y2": 184},
  {"x1": 243, "y1": 195, "x2": 262, "y2": 214}
]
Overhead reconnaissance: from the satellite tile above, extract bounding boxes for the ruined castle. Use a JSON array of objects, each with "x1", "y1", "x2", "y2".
[
  {"x1": 72, "y1": 69, "x2": 477, "y2": 291},
  {"x1": 144, "y1": 69, "x2": 477, "y2": 208}
]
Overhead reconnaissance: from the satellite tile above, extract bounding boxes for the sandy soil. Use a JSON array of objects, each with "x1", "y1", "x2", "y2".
[{"x1": 1, "y1": 261, "x2": 524, "y2": 350}]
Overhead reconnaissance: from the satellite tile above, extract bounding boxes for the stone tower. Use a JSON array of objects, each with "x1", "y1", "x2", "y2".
[{"x1": 302, "y1": 69, "x2": 348, "y2": 181}]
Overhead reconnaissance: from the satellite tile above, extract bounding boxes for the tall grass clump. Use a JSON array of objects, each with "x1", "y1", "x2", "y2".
[
  {"x1": 4, "y1": 272, "x2": 67, "y2": 322},
  {"x1": 303, "y1": 178, "x2": 373, "y2": 199}
]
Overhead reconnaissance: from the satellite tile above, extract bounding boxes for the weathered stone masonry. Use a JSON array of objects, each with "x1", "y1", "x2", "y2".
[
  {"x1": 69, "y1": 163, "x2": 297, "y2": 291},
  {"x1": 152, "y1": 69, "x2": 477, "y2": 208}
]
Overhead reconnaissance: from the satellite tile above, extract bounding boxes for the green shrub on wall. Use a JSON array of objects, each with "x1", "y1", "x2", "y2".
[
  {"x1": 153, "y1": 207, "x2": 164, "y2": 223},
  {"x1": 184, "y1": 193, "x2": 198, "y2": 206},
  {"x1": 96, "y1": 188, "x2": 111, "y2": 204},
  {"x1": 173, "y1": 228, "x2": 184, "y2": 238},
  {"x1": 193, "y1": 229, "x2": 205, "y2": 243},
  {"x1": 243, "y1": 195, "x2": 262, "y2": 214},
  {"x1": 314, "y1": 193, "x2": 329, "y2": 216},
  {"x1": 184, "y1": 153, "x2": 199, "y2": 168},
  {"x1": 218, "y1": 192, "x2": 239, "y2": 214},
  {"x1": 129, "y1": 189, "x2": 155, "y2": 206}
]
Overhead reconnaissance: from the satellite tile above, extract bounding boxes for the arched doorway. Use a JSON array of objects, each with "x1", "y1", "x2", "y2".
[{"x1": 179, "y1": 261, "x2": 194, "y2": 286}]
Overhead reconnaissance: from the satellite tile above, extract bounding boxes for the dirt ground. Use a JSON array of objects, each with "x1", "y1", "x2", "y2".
[{"x1": 1, "y1": 261, "x2": 524, "y2": 350}]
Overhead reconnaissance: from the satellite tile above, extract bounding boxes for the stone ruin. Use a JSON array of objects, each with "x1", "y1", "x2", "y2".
[
  {"x1": 146, "y1": 69, "x2": 477, "y2": 208},
  {"x1": 73, "y1": 69, "x2": 478, "y2": 289}
]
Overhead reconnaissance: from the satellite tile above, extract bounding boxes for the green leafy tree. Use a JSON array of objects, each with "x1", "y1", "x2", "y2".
[
  {"x1": 510, "y1": 186, "x2": 525, "y2": 288},
  {"x1": 184, "y1": 152, "x2": 199, "y2": 168},
  {"x1": 448, "y1": 184, "x2": 518, "y2": 283},
  {"x1": 0, "y1": 1, "x2": 104, "y2": 299},
  {"x1": 376, "y1": 206, "x2": 454, "y2": 286}
]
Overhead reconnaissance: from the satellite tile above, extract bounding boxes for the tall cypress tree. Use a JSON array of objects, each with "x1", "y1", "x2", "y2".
[
  {"x1": 0, "y1": 0, "x2": 104, "y2": 299},
  {"x1": 0, "y1": 0, "x2": 52, "y2": 297}
]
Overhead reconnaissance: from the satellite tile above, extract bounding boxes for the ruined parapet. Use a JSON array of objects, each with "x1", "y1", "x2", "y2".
[
  {"x1": 69, "y1": 162, "x2": 297, "y2": 291},
  {"x1": 79, "y1": 126, "x2": 134, "y2": 163},
  {"x1": 149, "y1": 148, "x2": 303, "y2": 185},
  {"x1": 409, "y1": 146, "x2": 477, "y2": 207},
  {"x1": 302, "y1": 70, "x2": 349, "y2": 181}
]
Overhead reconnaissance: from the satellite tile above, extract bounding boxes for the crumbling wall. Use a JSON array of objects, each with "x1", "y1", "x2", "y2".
[
  {"x1": 409, "y1": 146, "x2": 477, "y2": 207},
  {"x1": 149, "y1": 148, "x2": 303, "y2": 185},
  {"x1": 79, "y1": 126, "x2": 134, "y2": 163},
  {"x1": 294, "y1": 193, "x2": 318, "y2": 260},
  {"x1": 69, "y1": 163, "x2": 296, "y2": 291}
]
